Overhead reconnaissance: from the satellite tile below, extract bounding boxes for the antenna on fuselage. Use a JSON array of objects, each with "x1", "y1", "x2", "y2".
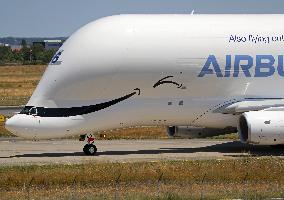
[{"x1": 191, "y1": 10, "x2": 195, "y2": 15}]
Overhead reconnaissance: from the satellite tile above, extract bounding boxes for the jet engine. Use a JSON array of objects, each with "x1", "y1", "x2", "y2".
[
  {"x1": 166, "y1": 126, "x2": 236, "y2": 139},
  {"x1": 238, "y1": 111, "x2": 284, "y2": 145}
]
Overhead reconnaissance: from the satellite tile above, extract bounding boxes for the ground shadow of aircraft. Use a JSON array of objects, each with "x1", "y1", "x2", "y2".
[{"x1": 2, "y1": 141, "x2": 284, "y2": 159}]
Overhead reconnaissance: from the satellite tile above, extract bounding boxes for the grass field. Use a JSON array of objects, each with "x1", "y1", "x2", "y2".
[
  {"x1": 0, "y1": 158, "x2": 283, "y2": 199},
  {"x1": 0, "y1": 65, "x2": 45, "y2": 137},
  {"x1": 0, "y1": 65, "x2": 46, "y2": 106}
]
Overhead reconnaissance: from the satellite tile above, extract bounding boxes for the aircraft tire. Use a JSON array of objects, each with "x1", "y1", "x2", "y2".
[{"x1": 83, "y1": 144, "x2": 97, "y2": 155}]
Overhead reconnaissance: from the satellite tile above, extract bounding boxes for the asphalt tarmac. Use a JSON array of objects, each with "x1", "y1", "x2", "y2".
[{"x1": 0, "y1": 138, "x2": 283, "y2": 165}]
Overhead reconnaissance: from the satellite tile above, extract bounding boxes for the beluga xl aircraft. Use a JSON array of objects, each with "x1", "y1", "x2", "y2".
[{"x1": 5, "y1": 14, "x2": 284, "y2": 155}]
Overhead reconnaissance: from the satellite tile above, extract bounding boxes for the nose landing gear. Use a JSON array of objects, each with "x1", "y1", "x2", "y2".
[
  {"x1": 80, "y1": 134, "x2": 97, "y2": 155},
  {"x1": 83, "y1": 143, "x2": 97, "y2": 155}
]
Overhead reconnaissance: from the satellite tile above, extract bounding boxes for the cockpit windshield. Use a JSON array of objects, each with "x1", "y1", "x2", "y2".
[
  {"x1": 29, "y1": 107, "x2": 37, "y2": 115},
  {"x1": 20, "y1": 106, "x2": 44, "y2": 116},
  {"x1": 19, "y1": 106, "x2": 33, "y2": 115}
]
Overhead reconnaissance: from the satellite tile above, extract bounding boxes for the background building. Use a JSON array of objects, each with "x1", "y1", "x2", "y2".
[
  {"x1": 44, "y1": 40, "x2": 63, "y2": 50},
  {"x1": 33, "y1": 40, "x2": 63, "y2": 50}
]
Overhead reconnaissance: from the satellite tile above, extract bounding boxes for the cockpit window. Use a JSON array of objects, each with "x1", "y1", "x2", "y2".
[
  {"x1": 20, "y1": 106, "x2": 45, "y2": 116},
  {"x1": 37, "y1": 107, "x2": 45, "y2": 116},
  {"x1": 29, "y1": 107, "x2": 37, "y2": 115},
  {"x1": 20, "y1": 106, "x2": 32, "y2": 114}
]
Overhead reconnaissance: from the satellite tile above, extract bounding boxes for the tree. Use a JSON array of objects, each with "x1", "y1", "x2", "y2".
[
  {"x1": 43, "y1": 49, "x2": 57, "y2": 64},
  {"x1": 20, "y1": 47, "x2": 31, "y2": 63},
  {"x1": 12, "y1": 49, "x2": 24, "y2": 63},
  {"x1": 31, "y1": 43, "x2": 45, "y2": 62},
  {"x1": 0, "y1": 39, "x2": 59, "y2": 65},
  {"x1": 21, "y1": 39, "x2": 27, "y2": 48},
  {"x1": 0, "y1": 46, "x2": 13, "y2": 62}
]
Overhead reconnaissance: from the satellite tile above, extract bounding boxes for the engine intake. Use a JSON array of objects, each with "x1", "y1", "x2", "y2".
[{"x1": 238, "y1": 111, "x2": 284, "y2": 145}]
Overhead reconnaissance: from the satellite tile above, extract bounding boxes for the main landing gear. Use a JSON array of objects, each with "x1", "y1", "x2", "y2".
[{"x1": 80, "y1": 134, "x2": 97, "y2": 155}]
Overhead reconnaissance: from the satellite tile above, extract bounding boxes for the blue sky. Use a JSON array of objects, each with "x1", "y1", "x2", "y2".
[{"x1": 1, "y1": 0, "x2": 284, "y2": 37}]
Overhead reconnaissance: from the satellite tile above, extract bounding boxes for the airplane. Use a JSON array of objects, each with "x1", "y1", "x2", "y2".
[{"x1": 5, "y1": 14, "x2": 284, "y2": 155}]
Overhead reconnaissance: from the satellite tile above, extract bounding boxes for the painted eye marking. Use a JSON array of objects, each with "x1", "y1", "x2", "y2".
[
  {"x1": 153, "y1": 76, "x2": 183, "y2": 89},
  {"x1": 134, "y1": 88, "x2": 141, "y2": 95}
]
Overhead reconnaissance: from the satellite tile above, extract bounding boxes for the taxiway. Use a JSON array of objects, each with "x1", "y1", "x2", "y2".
[{"x1": 0, "y1": 138, "x2": 283, "y2": 165}]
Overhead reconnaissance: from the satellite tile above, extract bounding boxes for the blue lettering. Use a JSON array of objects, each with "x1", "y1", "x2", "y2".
[
  {"x1": 255, "y1": 55, "x2": 275, "y2": 77},
  {"x1": 233, "y1": 55, "x2": 253, "y2": 77},
  {"x1": 50, "y1": 50, "x2": 63, "y2": 65},
  {"x1": 198, "y1": 55, "x2": 223, "y2": 77},
  {"x1": 199, "y1": 54, "x2": 284, "y2": 78},
  {"x1": 277, "y1": 55, "x2": 284, "y2": 77},
  {"x1": 224, "y1": 55, "x2": 231, "y2": 77}
]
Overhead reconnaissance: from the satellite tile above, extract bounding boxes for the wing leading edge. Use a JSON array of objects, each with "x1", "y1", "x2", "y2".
[{"x1": 214, "y1": 99, "x2": 284, "y2": 114}]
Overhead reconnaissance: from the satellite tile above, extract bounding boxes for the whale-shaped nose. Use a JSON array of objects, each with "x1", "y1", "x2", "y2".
[
  {"x1": 5, "y1": 114, "x2": 39, "y2": 139},
  {"x1": 5, "y1": 113, "x2": 88, "y2": 139},
  {"x1": 5, "y1": 115, "x2": 20, "y2": 135}
]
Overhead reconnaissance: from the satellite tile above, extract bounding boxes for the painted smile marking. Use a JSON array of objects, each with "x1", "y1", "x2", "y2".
[
  {"x1": 153, "y1": 76, "x2": 183, "y2": 89},
  {"x1": 20, "y1": 88, "x2": 141, "y2": 117}
]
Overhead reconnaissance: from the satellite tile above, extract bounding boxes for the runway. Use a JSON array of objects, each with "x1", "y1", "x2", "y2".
[{"x1": 0, "y1": 138, "x2": 283, "y2": 165}]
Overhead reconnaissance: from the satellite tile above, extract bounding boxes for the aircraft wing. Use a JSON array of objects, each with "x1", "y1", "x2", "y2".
[{"x1": 214, "y1": 99, "x2": 284, "y2": 114}]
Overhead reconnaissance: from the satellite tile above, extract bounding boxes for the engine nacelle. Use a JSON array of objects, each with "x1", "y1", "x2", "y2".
[
  {"x1": 166, "y1": 126, "x2": 236, "y2": 138},
  {"x1": 238, "y1": 111, "x2": 284, "y2": 145}
]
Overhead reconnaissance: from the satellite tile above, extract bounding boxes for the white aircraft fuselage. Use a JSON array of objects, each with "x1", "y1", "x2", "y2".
[{"x1": 5, "y1": 14, "x2": 284, "y2": 146}]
